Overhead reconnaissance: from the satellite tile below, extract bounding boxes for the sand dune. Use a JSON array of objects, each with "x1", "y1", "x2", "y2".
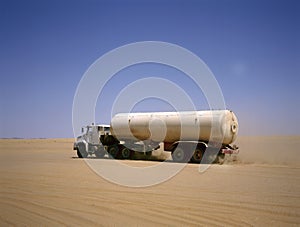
[{"x1": 0, "y1": 137, "x2": 299, "y2": 226}]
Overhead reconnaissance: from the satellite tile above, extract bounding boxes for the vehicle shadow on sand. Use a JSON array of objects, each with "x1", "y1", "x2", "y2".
[{"x1": 71, "y1": 154, "x2": 238, "y2": 165}]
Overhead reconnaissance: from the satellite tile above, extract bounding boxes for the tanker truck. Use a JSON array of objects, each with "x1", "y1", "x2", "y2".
[{"x1": 74, "y1": 110, "x2": 239, "y2": 163}]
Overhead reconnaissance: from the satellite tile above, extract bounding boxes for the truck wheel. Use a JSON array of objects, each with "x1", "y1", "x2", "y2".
[
  {"x1": 95, "y1": 147, "x2": 105, "y2": 158},
  {"x1": 172, "y1": 147, "x2": 188, "y2": 163},
  {"x1": 191, "y1": 147, "x2": 205, "y2": 163},
  {"x1": 215, "y1": 153, "x2": 225, "y2": 164},
  {"x1": 108, "y1": 146, "x2": 119, "y2": 159},
  {"x1": 121, "y1": 147, "x2": 132, "y2": 159},
  {"x1": 77, "y1": 144, "x2": 88, "y2": 158},
  {"x1": 145, "y1": 151, "x2": 152, "y2": 159}
]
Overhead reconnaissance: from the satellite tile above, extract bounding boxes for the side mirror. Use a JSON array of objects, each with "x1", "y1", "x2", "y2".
[{"x1": 81, "y1": 127, "x2": 84, "y2": 133}]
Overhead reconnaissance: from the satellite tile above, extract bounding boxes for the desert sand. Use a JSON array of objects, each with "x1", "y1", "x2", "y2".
[{"x1": 0, "y1": 137, "x2": 299, "y2": 226}]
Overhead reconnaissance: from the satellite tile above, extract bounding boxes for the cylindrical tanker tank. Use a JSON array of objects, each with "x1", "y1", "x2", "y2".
[{"x1": 110, "y1": 110, "x2": 238, "y2": 146}]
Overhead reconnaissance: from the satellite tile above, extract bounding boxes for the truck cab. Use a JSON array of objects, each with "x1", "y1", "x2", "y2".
[{"x1": 73, "y1": 124, "x2": 110, "y2": 158}]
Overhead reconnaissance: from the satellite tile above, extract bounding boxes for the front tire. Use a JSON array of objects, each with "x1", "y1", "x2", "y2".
[
  {"x1": 95, "y1": 147, "x2": 105, "y2": 158},
  {"x1": 77, "y1": 143, "x2": 88, "y2": 158}
]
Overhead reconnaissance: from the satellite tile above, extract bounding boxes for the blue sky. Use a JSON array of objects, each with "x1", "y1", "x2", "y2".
[{"x1": 0, "y1": 0, "x2": 299, "y2": 138}]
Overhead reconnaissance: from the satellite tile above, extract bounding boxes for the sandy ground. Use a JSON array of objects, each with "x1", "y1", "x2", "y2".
[{"x1": 0, "y1": 137, "x2": 299, "y2": 226}]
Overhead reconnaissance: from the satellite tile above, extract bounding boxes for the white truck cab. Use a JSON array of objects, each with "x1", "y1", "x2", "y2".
[{"x1": 73, "y1": 124, "x2": 110, "y2": 158}]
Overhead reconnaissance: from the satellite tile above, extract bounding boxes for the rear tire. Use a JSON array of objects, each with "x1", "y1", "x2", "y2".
[
  {"x1": 172, "y1": 147, "x2": 188, "y2": 163},
  {"x1": 120, "y1": 147, "x2": 133, "y2": 159},
  {"x1": 215, "y1": 153, "x2": 225, "y2": 164},
  {"x1": 77, "y1": 143, "x2": 88, "y2": 158},
  {"x1": 145, "y1": 151, "x2": 152, "y2": 159},
  {"x1": 108, "y1": 146, "x2": 119, "y2": 159},
  {"x1": 191, "y1": 147, "x2": 205, "y2": 163}
]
